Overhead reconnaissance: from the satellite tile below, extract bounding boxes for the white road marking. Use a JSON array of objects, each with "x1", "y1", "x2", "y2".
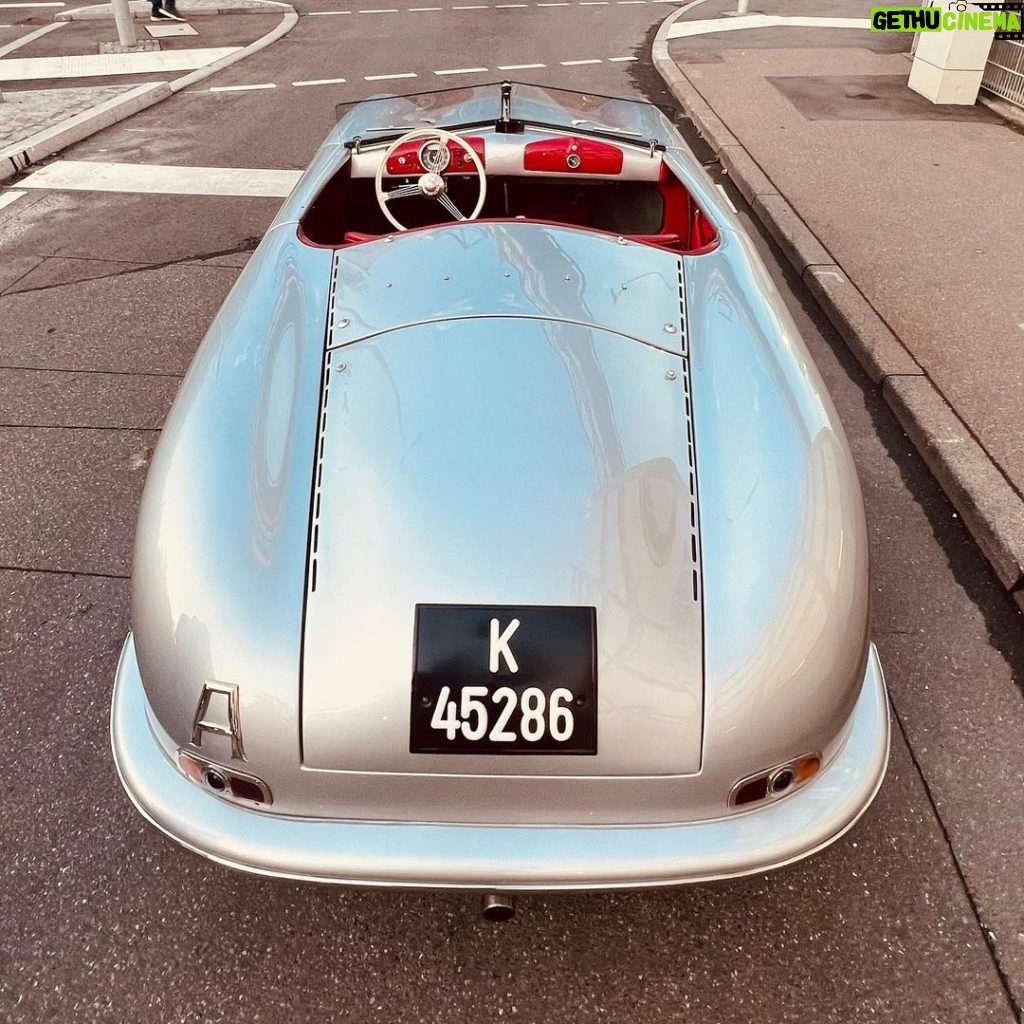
[
  {"x1": 618, "y1": 2, "x2": 647, "y2": 5},
  {"x1": 498, "y1": 61, "x2": 546, "y2": 69},
  {"x1": 306, "y1": 8, "x2": 352, "y2": 12},
  {"x1": 607, "y1": 54, "x2": 638, "y2": 60},
  {"x1": 408, "y1": 6, "x2": 441, "y2": 9},
  {"x1": 561, "y1": 58, "x2": 601, "y2": 64},
  {"x1": 0, "y1": 46, "x2": 238, "y2": 81},
  {"x1": 293, "y1": 76, "x2": 348, "y2": 86},
  {"x1": 0, "y1": 2, "x2": 64, "y2": 7},
  {"x1": 0, "y1": 21, "x2": 62, "y2": 59},
  {"x1": 435, "y1": 65, "x2": 488, "y2": 74},
  {"x1": 17, "y1": 160, "x2": 301, "y2": 198},
  {"x1": 452, "y1": 4, "x2": 488, "y2": 7},
  {"x1": 666, "y1": 13, "x2": 870, "y2": 37},
  {"x1": 536, "y1": 3, "x2": 569, "y2": 6},
  {"x1": 0, "y1": 190, "x2": 26, "y2": 212},
  {"x1": 364, "y1": 71, "x2": 417, "y2": 80},
  {"x1": 495, "y1": 4, "x2": 528, "y2": 6},
  {"x1": 0, "y1": 47, "x2": 239, "y2": 81},
  {"x1": 210, "y1": 82, "x2": 276, "y2": 91},
  {"x1": 358, "y1": 6, "x2": 397, "y2": 10},
  {"x1": 714, "y1": 182, "x2": 737, "y2": 213}
]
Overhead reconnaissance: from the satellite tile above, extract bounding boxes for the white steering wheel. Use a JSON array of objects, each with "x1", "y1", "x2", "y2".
[{"x1": 374, "y1": 127, "x2": 487, "y2": 232}]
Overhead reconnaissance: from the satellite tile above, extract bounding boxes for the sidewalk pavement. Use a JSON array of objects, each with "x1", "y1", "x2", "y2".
[
  {"x1": 0, "y1": 0, "x2": 295, "y2": 180},
  {"x1": 654, "y1": 0, "x2": 1024, "y2": 618}
]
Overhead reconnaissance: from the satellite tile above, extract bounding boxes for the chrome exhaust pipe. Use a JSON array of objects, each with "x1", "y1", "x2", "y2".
[{"x1": 481, "y1": 892, "x2": 516, "y2": 922}]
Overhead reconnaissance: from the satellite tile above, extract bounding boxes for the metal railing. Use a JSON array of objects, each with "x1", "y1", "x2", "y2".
[{"x1": 982, "y1": 38, "x2": 1024, "y2": 106}]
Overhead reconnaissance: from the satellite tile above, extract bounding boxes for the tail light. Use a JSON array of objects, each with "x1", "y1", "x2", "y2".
[
  {"x1": 730, "y1": 754, "x2": 821, "y2": 808},
  {"x1": 178, "y1": 750, "x2": 273, "y2": 807}
]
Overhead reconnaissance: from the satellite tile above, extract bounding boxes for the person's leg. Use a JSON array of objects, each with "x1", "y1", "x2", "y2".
[
  {"x1": 163, "y1": 0, "x2": 187, "y2": 17},
  {"x1": 149, "y1": 0, "x2": 163, "y2": 19}
]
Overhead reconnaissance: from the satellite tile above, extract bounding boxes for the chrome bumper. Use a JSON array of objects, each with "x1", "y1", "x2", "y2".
[{"x1": 111, "y1": 637, "x2": 890, "y2": 891}]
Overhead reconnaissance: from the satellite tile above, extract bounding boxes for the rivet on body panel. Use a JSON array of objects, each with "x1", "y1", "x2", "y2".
[
  {"x1": 338, "y1": 318, "x2": 350, "y2": 329},
  {"x1": 337, "y1": 363, "x2": 347, "y2": 372},
  {"x1": 664, "y1": 323, "x2": 677, "y2": 334},
  {"x1": 665, "y1": 370, "x2": 677, "y2": 381},
  {"x1": 616, "y1": 235, "x2": 628, "y2": 245}
]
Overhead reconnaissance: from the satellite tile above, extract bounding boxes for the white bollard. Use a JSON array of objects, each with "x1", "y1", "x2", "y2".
[{"x1": 112, "y1": 0, "x2": 138, "y2": 47}]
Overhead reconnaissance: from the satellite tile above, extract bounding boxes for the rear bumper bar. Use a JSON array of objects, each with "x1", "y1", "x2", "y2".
[{"x1": 111, "y1": 635, "x2": 889, "y2": 891}]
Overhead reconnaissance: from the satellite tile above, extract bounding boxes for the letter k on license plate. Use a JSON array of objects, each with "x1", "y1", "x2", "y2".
[{"x1": 410, "y1": 605, "x2": 598, "y2": 754}]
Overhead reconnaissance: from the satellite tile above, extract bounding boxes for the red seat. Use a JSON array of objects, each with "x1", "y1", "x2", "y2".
[{"x1": 343, "y1": 230, "x2": 381, "y2": 245}]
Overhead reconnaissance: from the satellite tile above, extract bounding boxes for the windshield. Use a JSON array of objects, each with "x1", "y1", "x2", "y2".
[{"x1": 335, "y1": 82, "x2": 677, "y2": 146}]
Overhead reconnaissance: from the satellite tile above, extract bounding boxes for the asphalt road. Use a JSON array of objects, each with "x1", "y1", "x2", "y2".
[{"x1": 2, "y1": 4, "x2": 1024, "y2": 1022}]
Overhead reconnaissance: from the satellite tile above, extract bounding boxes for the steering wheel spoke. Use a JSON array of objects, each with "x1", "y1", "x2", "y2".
[
  {"x1": 436, "y1": 192, "x2": 466, "y2": 221},
  {"x1": 383, "y1": 183, "x2": 423, "y2": 202}
]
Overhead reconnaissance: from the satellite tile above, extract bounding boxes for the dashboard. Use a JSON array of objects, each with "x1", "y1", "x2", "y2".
[{"x1": 351, "y1": 128, "x2": 663, "y2": 182}]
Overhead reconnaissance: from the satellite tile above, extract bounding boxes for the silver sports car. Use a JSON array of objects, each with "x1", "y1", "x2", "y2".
[{"x1": 111, "y1": 83, "x2": 889, "y2": 915}]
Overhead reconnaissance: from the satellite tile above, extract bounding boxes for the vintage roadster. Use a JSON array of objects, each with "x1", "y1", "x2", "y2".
[{"x1": 111, "y1": 83, "x2": 889, "y2": 915}]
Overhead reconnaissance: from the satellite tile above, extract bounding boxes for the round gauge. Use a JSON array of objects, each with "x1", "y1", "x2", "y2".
[{"x1": 418, "y1": 140, "x2": 452, "y2": 174}]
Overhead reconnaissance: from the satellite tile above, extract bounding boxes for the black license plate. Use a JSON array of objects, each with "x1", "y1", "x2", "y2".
[{"x1": 410, "y1": 604, "x2": 597, "y2": 755}]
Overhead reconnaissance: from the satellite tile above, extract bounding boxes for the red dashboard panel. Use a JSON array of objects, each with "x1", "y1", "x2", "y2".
[
  {"x1": 384, "y1": 137, "x2": 486, "y2": 175},
  {"x1": 523, "y1": 137, "x2": 624, "y2": 175}
]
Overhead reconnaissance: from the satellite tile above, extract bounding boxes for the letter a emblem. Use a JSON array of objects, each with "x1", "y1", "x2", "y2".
[
  {"x1": 489, "y1": 617, "x2": 520, "y2": 674},
  {"x1": 191, "y1": 681, "x2": 246, "y2": 761}
]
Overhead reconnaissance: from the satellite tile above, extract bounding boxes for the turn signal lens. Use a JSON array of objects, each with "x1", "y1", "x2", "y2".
[
  {"x1": 730, "y1": 752, "x2": 821, "y2": 808},
  {"x1": 178, "y1": 750, "x2": 273, "y2": 806},
  {"x1": 794, "y1": 754, "x2": 821, "y2": 784}
]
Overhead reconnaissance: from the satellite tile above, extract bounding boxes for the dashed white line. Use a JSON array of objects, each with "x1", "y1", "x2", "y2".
[
  {"x1": 607, "y1": 54, "x2": 638, "y2": 60},
  {"x1": 408, "y1": 6, "x2": 441, "y2": 9},
  {"x1": 495, "y1": 3, "x2": 528, "y2": 6},
  {"x1": 452, "y1": 4, "x2": 488, "y2": 7},
  {"x1": 497, "y1": 62, "x2": 546, "y2": 69},
  {"x1": 536, "y1": 3, "x2": 569, "y2": 6},
  {"x1": 0, "y1": 190, "x2": 26, "y2": 212},
  {"x1": 209, "y1": 82, "x2": 277, "y2": 92},
  {"x1": 358, "y1": 7, "x2": 397, "y2": 11},
  {"x1": 435, "y1": 65, "x2": 489, "y2": 74},
  {"x1": 561, "y1": 58, "x2": 601, "y2": 64},
  {"x1": 306, "y1": 9, "x2": 352, "y2": 13},
  {"x1": 364, "y1": 71, "x2": 418, "y2": 80},
  {"x1": 293, "y1": 76, "x2": 348, "y2": 87}
]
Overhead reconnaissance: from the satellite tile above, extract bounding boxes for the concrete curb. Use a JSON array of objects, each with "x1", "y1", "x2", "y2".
[
  {"x1": 652, "y1": 7, "x2": 1024, "y2": 611},
  {"x1": 0, "y1": 1, "x2": 296, "y2": 184},
  {"x1": 56, "y1": 0, "x2": 287, "y2": 20},
  {"x1": 0, "y1": 80, "x2": 171, "y2": 181}
]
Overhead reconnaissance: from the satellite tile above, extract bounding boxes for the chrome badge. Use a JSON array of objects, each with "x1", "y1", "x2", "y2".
[{"x1": 191, "y1": 681, "x2": 246, "y2": 761}]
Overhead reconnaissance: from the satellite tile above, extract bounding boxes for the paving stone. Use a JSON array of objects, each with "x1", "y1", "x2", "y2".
[
  {"x1": 2, "y1": 254, "x2": 148, "y2": 292},
  {"x1": 0, "y1": 252, "x2": 44, "y2": 292},
  {"x1": 0, "y1": 425, "x2": 155, "y2": 575},
  {"x1": 0, "y1": 85, "x2": 137, "y2": 150},
  {"x1": 0, "y1": 262, "x2": 238, "y2": 374},
  {"x1": 0, "y1": 367, "x2": 179, "y2": 428}
]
